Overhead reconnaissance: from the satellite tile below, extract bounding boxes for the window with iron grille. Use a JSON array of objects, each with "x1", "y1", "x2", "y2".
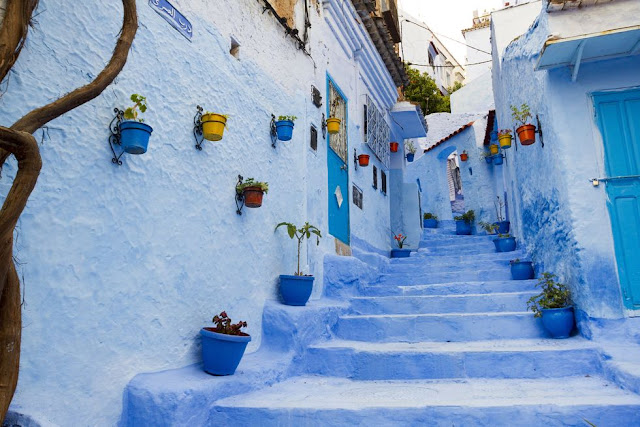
[
  {"x1": 373, "y1": 165, "x2": 378, "y2": 189},
  {"x1": 352, "y1": 185, "x2": 363, "y2": 209},
  {"x1": 329, "y1": 81, "x2": 347, "y2": 162},
  {"x1": 381, "y1": 170, "x2": 387, "y2": 194},
  {"x1": 310, "y1": 125, "x2": 317, "y2": 151},
  {"x1": 365, "y1": 95, "x2": 390, "y2": 168}
]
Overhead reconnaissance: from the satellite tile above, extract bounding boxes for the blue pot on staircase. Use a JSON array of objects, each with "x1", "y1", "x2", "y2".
[
  {"x1": 423, "y1": 219, "x2": 438, "y2": 228},
  {"x1": 541, "y1": 306, "x2": 575, "y2": 339},
  {"x1": 391, "y1": 248, "x2": 412, "y2": 258},
  {"x1": 279, "y1": 275, "x2": 314, "y2": 306},
  {"x1": 455, "y1": 220, "x2": 472, "y2": 235},
  {"x1": 511, "y1": 260, "x2": 534, "y2": 280},
  {"x1": 494, "y1": 221, "x2": 510, "y2": 234},
  {"x1": 200, "y1": 328, "x2": 251, "y2": 375},
  {"x1": 120, "y1": 121, "x2": 153, "y2": 154},
  {"x1": 493, "y1": 236, "x2": 516, "y2": 252},
  {"x1": 275, "y1": 120, "x2": 295, "y2": 141}
]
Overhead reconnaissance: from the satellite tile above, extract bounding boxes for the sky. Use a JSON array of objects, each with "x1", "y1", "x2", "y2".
[{"x1": 398, "y1": 0, "x2": 505, "y2": 64}]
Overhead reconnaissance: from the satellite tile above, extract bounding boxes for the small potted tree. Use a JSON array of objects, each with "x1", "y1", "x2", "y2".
[
  {"x1": 275, "y1": 221, "x2": 322, "y2": 306},
  {"x1": 527, "y1": 273, "x2": 574, "y2": 338},
  {"x1": 406, "y1": 141, "x2": 417, "y2": 162},
  {"x1": 454, "y1": 210, "x2": 475, "y2": 235},
  {"x1": 511, "y1": 103, "x2": 536, "y2": 145},
  {"x1": 493, "y1": 196, "x2": 510, "y2": 234},
  {"x1": 120, "y1": 94, "x2": 153, "y2": 154},
  {"x1": 237, "y1": 178, "x2": 269, "y2": 208},
  {"x1": 423, "y1": 213, "x2": 438, "y2": 228},
  {"x1": 200, "y1": 311, "x2": 250, "y2": 375},
  {"x1": 201, "y1": 111, "x2": 229, "y2": 141},
  {"x1": 498, "y1": 129, "x2": 512, "y2": 149},
  {"x1": 326, "y1": 98, "x2": 341, "y2": 134},
  {"x1": 391, "y1": 232, "x2": 411, "y2": 257},
  {"x1": 510, "y1": 259, "x2": 534, "y2": 280},
  {"x1": 275, "y1": 115, "x2": 297, "y2": 141}
]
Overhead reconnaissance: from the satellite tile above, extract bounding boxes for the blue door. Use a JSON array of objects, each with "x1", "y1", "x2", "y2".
[
  {"x1": 594, "y1": 88, "x2": 640, "y2": 311},
  {"x1": 327, "y1": 77, "x2": 350, "y2": 244}
]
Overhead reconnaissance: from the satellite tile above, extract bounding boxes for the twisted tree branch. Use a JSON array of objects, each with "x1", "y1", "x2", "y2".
[{"x1": 0, "y1": 0, "x2": 39, "y2": 84}]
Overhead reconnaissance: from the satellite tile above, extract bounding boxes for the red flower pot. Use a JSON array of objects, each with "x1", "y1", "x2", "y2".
[
  {"x1": 390, "y1": 142, "x2": 399, "y2": 153},
  {"x1": 358, "y1": 154, "x2": 370, "y2": 167},
  {"x1": 517, "y1": 124, "x2": 536, "y2": 146},
  {"x1": 460, "y1": 153, "x2": 468, "y2": 162},
  {"x1": 242, "y1": 187, "x2": 264, "y2": 208}
]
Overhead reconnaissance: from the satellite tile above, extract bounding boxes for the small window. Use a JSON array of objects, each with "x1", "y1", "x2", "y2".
[
  {"x1": 310, "y1": 125, "x2": 317, "y2": 151},
  {"x1": 363, "y1": 104, "x2": 368, "y2": 139},
  {"x1": 372, "y1": 165, "x2": 378, "y2": 189},
  {"x1": 352, "y1": 185, "x2": 363, "y2": 209},
  {"x1": 381, "y1": 170, "x2": 387, "y2": 194}
]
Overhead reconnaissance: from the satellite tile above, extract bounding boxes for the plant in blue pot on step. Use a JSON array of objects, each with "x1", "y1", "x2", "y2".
[
  {"x1": 405, "y1": 141, "x2": 416, "y2": 162},
  {"x1": 493, "y1": 233, "x2": 517, "y2": 252},
  {"x1": 391, "y1": 232, "x2": 411, "y2": 258},
  {"x1": 423, "y1": 212, "x2": 438, "y2": 229},
  {"x1": 493, "y1": 196, "x2": 510, "y2": 234},
  {"x1": 200, "y1": 311, "x2": 250, "y2": 375},
  {"x1": 454, "y1": 210, "x2": 475, "y2": 235},
  {"x1": 275, "y1": 115, "x2": 297, "y2": 141},
  {"x1": 510, "y1": 258, "x2": 535, "y2": 280},
  {"x1": 120, "y1": 94, "x2": 152, "y2": 154},
  {"x1": 275, "y1": 221, "x2": 322, "y2": 306},
  {"x1": 527, "y1": 273, "x2": 574, "y2": 338}
]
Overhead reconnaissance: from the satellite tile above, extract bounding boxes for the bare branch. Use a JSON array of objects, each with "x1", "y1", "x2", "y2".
[{"x1": 0, "y1": 0, "x2": 39, "y2": 84}]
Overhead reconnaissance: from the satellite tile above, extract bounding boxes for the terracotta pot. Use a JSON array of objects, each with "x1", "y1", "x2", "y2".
[
  {"x1": 460, "y1": 153, "x2": 468, "y2": 162},
  {"x1": 390, "y1": 142, "x2": 399, "y2": 152},
  {"x1": 358, "y1": 154, "x2": 370, "y2": 167},
  {"x1": 242, "y1": 186, "x2": 264, "y2": 208},
  {"x1": 517, "y1": 124, "x2": 536, "y2": 145}
]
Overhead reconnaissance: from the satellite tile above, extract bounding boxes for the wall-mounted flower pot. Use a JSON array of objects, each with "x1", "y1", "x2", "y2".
[
  {"x1": 423, "y1": 219, "x2": 438, "y2": 228},
  {"x1": 390, "y1": 142, "x2": 399, "y2": 152},
  {"x1": 498, "y1": 134, "x2": 512, "y2": 149},
  {"x1": 279, "y1": 275, "x2": 314, "y2": 306},
  {"x1": 511, "y1": 261, "x2": 534, "y2": 280},
  {"x1": 541, "y1": 306, "x2": 574, "y2": 339},
  {"x1": 406, "y1": 153, "x2": 415, "y2": 162},
  {"x1": 485, "y1": 156, "x2": 493, "y2": 164},
  {"x1": 490, "y1": 130, "x2": 498, "y2": 141},
  {"x1": 120, "y1": 121, "x2": 153, "y2": 154},
  {"x1": 455, "y1": 220, "x2": 472, "y2": 235},
  {"x1": 493, "y1": 154, "x2": 504, "y2": 165},
  {"x1": 489, "y1": 144, "x2": 499, "y2": 155},
  {"x1": 200, "y1": 328, "x2": 251, "y2": 375},
  {"x1": 391, "y1": 248, "x2": 411, "y2": 258},
  {"x1": 493, "y1": 236, "x2": 516, "y2": 252},
  {"x1": 460, "y1": 152, "x2": 468, "y2": 162},
  {"x1": 494, "y1": 221, "x2": 510, "y2": 234},
  {"x1": 275, "y1": 120, "x2": 295, "y2": 141},
  {"x1": 358, "y1": 154, "x2": 370, "y2": 167},
  {"x1": 326, "y1": 118, "x2": 341, "y2": 135},
  {"x1": 517, "y1": 124, "x2": 536, "y2": 145},
  {"x1": 242, "y1": 187, "x2": 265, "y2": 208},
  {"x1": 201, "y1": 113, "x2": 227, "y2": 141}
]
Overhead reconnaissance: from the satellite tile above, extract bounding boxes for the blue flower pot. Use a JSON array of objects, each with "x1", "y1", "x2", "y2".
[
  {"x1": 279, "y1": 275, "x2": 314, "y2": 306},
  {"x1": 494, "y1": 221, "x2": 510, "y2": 234},
  {"x1": 391, "y1": 248, "x2": 412, "y2": 258},
  {"x1": 493, "y1": 237, "x2": 516, "y2": 252},
  {"x1": 541, "y1": 306, "x2": 574, "y2": 339},
  {"x1": 275, "y1": 120, "x2": 294, "y2": 141},
  {"x1": 511, "y1": 261, "x2": 534, "y2": 280},
  {"x1": 485, "y1": 156, "x2": 493, "y2": 164},
  {"x1": 423, "y1": 218, "x2": 438, "y2": 228},
  {"x1": 119, "y1": 121, "x2": 153, "y2": 154},
  {"x1": 406, "y1": 153, "x2": 415, "y2": 162},
  {"x1": 455, "y1": 220, "x2": 472, "y2": 235},
  {"x1": 493, "y1": 154, "x2": 504, "y2": 165},
  {"x1": 200, "y1": 328, "x2": 251, "y2": 375}
]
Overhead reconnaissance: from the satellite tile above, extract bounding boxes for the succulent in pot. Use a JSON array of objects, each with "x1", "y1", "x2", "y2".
[
  {"x1": 454, "y1": 210, "x2": 475, "y2": 235},
  {"x1": 275, "y1": 115, "x2": 297, "y2": 141},
  {"x1": 527, "y1": 273, "x2": 574, "y2": 338},
  {"x1": 200, "y1": 311, "x2": 250, "y2": 375},
  {"x1": 120, "y1": 94, "x2": 153, "y2": 154},
  {"x1": 511, "y1": 103, "x2": 536, "y2": 145},
  {"x1": 237, "y1": 178, "x2": 269, "y2": 208}
]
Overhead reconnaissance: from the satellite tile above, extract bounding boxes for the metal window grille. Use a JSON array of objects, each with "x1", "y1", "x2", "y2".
[
  {"x1": 381, "y1": 170, "x2": 387, "y2": 194},
  {"x1": 366, "y1": 95, "x2": 390, "y2": 168},
  {"x1": 352, "y1": 185, "x2": 363, "y2": 209},
  {"x1": 373, "y1": 165, "x2": 378, "y2": 189},
  {"x1": 310, "y1": 125, "x2": 317, "y2": 151}
]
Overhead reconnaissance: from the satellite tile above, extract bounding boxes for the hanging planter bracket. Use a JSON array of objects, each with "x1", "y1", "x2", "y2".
[
  {"x1": 108, "y1": 108, "x2": 125, "y2": 166},
  {"x1": 193, "y1": 105, "x2": 205, "y2": 150},
  {"x1": 235, "y1": 175, "x2": 245, "y2": 215},
  {"x1": 536, "y1": 115, "x2": 544, "y2": 148},
  {"x1": 321, "y1": 113, "x2": 327, "y2": 139},
  {"x1": 353, "y1": 148, "x2": 358, "y2": 171},
  {"x1": 270, "y1": 114, "x2": 278, "y2": 148}
]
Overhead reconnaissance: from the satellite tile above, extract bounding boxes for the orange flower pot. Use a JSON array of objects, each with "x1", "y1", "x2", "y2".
[
  {"x1": 517, "y1": 124, "x2": 536, "y2": 145},
  {"x1": 242, "y1": 187, "x2": 265, "y2": 208},
  {"x1": 358, "y1": 154, "x2": 370, "y2": 167},
  {"x1": 460, "y1": 153, "x2": 468, "y2": 162},
  {"x1": 390, "y1": 142, "x2": 399, "y2": 152}
]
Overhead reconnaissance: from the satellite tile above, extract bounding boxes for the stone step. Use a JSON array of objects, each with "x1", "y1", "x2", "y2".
[
  {"x1": 334, "y1": 311, "x2": 545, "y2": 342},
  {"x1": 416, "y1": 246, "x2": 506, "y2": 256},
  {"x1": 302, "y1": 338, "x2": 602, "y2": 380},
  {"x1": 377, "y1": 269, "x2": 512, "y2": 286},
  {"x1": 419, "y1": 235, "x2": 497, "y2": 248},
  {"x1": 362, "y1": 280, "x2": 539, "y2": 297},
  {"x1": 393, "y1": 250, "x2": 525, "y2": 264},
  {"x1": 350, "y1": 292, "x2": 536, "y2": 315},
  {"x1": 210, "y1": 376, "x2": 640, "y2": 426},
  {"x1": 386, "y1": 260, "x2": 512, "y2": 275}
]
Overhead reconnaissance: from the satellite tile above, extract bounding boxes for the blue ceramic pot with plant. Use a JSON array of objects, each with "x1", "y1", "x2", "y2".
[
  {"x1": 541, "y1": 306, "x2": 574, "y2": 338},
  {"x1": 485, "y1": 156, "x2": 492, "y2": 164},
  {"x1": 528, "y1": 273, "x2": 574, "y2": 338},
  {"x1": 493, "y1": 236, "x2": 516, "y2": 252},
  {"x1": 406, "y1": 153, "x2": 415, "y2": 162},
  {"x1": 201, "y1": 312, "x2": 250, "y2": 375},
  {"x1": 493, "y1": 154, "x2": 504, "y2": 165},
  {"x1": 456, "y1": 221, "x2": 471, "y2": 235},
  {"x1": 423, "y1": 219, "x2": 437, "y2": 228},
  {"x1": 275, "y1": 115, "x2": 296, "y2": 141},
  {"x1": 120, "y1": 94, "x2": 152, "y2": 154},
  {"x1": 454, "y1": 210, "x2": 475, "y2": 235},
  {"x1": 279, "y1": 275, "x2": 314, "y2": 306},
  {"x1": 510, "y1": 260, "x2": 534, "y2": 280},
  {"x1": 494, "y1": 221, "x2": 510, "y2": 234},
  {"x1": 391, "y1": 248, "x2": 411, "y2": 258}
]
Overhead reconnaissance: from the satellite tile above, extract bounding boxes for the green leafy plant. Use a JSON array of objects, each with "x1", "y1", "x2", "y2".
[
  {"x1": 480, "y1": 151, "x2": 494, "y2": 159},
  {"x1": 406, "y1": 141, "x2": 417, "y2": 154},
  {"x1": 404, "y1": 66, "x2": 452, "y2": 114},
  {"x1": 237, "y1": 178, "x2": 269, "y2": 194},
  {"x1": 510, "y1": 103, "x2": 532, "y2": 126},
  {"x1": 123, "y1": 94, "x2": 147, "y2": 122},
  {"x1": 527, "y1": 273, "x2": 571, "y2": 318},
  {"x1": 479, "y1": 221, "x2": 498, "y2": 234},
  {"x1": 498, "y1": 129, "x2": 512, "y2": 136},
  {"x1": 423, "y1": 212, "x2": 437, "y2": 220},
  {"x1": 278, "y1": 115, "x2": 297, "y2": 122},
  {"x1": 210, "y1": 311, "x2": 249, "y2": 336},
  {"x1": 497, "y1": 233, "x2": 512, "y2": 238},
  {"x1": 454, "y1": 210, "x2": 475, "y2": 224},
  {"x1": 275, "y1": 222, "x2": 322, "y2": 276}
]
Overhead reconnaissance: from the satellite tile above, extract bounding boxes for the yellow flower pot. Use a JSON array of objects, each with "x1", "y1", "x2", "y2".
[
  {"x1": 489, "y1": 144, "x2": 499, "y2": 155},
  {"x1": 201, "y1": 113, "x2": 227, "y2": 141},
  {"x1": 498, "y1": 134, "x2": 512, "y2": 149},
  {"x1": 326, "y1": 118, "x2": 341, "y2": 135}
]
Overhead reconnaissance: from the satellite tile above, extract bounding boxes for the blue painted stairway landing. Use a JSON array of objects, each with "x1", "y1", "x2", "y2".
[{"x1": 124, "y1": 225, "x2": 640, "y2": 426}]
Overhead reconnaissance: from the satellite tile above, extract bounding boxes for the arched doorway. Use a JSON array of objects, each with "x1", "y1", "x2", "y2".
[{"x1": 437, "y1": 146, "x2": 465, "y2": 217}]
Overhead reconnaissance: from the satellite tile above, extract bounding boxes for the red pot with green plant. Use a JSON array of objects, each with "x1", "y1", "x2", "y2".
[
  {"x1": 237, "y1": 178, "x2": 269, "y2": 208},
  {"x1": 511, "y1": 103, "x2": 536, "y2": 145},
  {"x1": 201, "y1": 311, "x2": 250, "y2": 375}
]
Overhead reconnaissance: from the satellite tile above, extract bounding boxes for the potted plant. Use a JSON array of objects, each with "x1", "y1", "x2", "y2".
[
  {"x1": 406, "y1": 141, "x2": 416, "y2": 162},
  {"x1": 527, "y1": 273, "x2": 574, "y2": 338},
  {"x1": 510, "y1": 259, "x2": 534, "y2": 280},
  {"x1": 423, "y1": 213, "x2": 438, "y2": 228},
  {"x1": 481, "y1": 151, "x2": 493, "y2": 164},
  {"x1": 358, "y1": 154, "x2": 370, "y2": 167},
  {"x1": 275, "y1": 115, "x2": 297, "y2": 141},
  {"x1": 326, "y1": 98, "x2": 341, "y2": 134},
  {"x1": 493, "y1": 233, "x2": 516, "y2": 252},
  {"x1": 492, "y1": 154, "x2": 504, "y2": 165},
  {"x1": 391, "y1": 232, "x2": 411, "y2": 257},
  {"x1": 236, "y1": 178, "x2": 269, "y2": 208},
  {"x1": 489, "y1": 143, "x2": 499, "y2": 155},
  {"x1": 275, "y1": 221, "x2": 322, "y2": 306},
  {"x1": 120, "y1": 94, "x2": 153, "y2": 154},
  {"x1": 493, "y1": 196, "x2": 510, "y2": 234},
  {"x1": 454, "y1": 210, "x2": 475, "y2": 235},
  {"x1": 479, "y1": 221, "x2": 499, "y2": 235},
  {"x1": 498, "y1": 129, "x2": 512, "y2": 149},
  {"x1": 200, "y1": 311, "x2": 250, "y2": 375},
  {"x1": 511, "y1": 103, "x2": 536, "y2": 145},
  {"x1": 201, "y1": 111, "x2": 228, "y2": 141},
  {"x1": 459, "y1": 150, "x2": 468, "y2": 162},
  {"x1": 390, "y1": 142, "x2": 399, "y2": 153}
]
